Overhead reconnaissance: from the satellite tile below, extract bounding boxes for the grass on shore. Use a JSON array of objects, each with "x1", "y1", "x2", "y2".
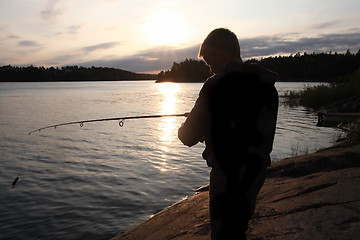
[
  {"x1": 284, "y1": 67, "x2": 360, "y2": 109},
  {"x1": 347, "y1": 123, "x2": 360, "y2": 144},
  {"x1": 284, "y1": 67, "x2": 360, "y2": 144}
]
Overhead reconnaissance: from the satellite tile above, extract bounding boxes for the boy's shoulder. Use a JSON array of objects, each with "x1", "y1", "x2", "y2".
[{"x1": 200, "y1": 73, "x2": 224, "y2": 96}]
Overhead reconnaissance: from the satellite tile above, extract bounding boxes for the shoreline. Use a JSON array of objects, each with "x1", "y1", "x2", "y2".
[{"x1": 113, "y1": 142, "x2": 360, "y2": 240}]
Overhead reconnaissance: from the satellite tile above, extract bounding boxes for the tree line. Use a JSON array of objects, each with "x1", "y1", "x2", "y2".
[
  {"x1": 0, "y1": 65, "x2": 157, "y2": 82},
  {"x1": 2, "y1": 50, "x2": 359, "y2": 82},
  {"x1": 157, "y1": 59, "x2": 211, "y2": 82},
  {"x1": 157, "y1": 50, "x2": 360, "y2": 82}
]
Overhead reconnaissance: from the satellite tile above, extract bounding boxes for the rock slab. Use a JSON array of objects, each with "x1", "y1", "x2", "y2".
[{"x1": 113, "y1": 144, "x2": 360, "y2": 240}]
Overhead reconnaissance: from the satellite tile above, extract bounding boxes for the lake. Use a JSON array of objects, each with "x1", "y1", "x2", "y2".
[{"x1": 0, "y1": 81, "x2": 342, "y2": 240}]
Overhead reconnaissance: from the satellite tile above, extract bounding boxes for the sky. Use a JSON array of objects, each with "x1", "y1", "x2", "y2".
[{"x1": 1, "y1": 0, "x2": 360, "y2": 73}]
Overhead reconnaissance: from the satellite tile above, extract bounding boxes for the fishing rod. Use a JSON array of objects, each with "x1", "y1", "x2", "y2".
[
  {"x1": 17, "y1": 113, "x2": 190, "y2": 189},
  {"x1": 28, "y1": 113, "x2": 190, "y2": 135}
]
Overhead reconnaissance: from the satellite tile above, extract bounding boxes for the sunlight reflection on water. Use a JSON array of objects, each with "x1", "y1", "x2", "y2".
[
  {"x1": 156, "y1": 83, "x2": 182, "y2": 172},
  {"x1": 156, "y1": 82, "x2": 180, "y2": 142}
]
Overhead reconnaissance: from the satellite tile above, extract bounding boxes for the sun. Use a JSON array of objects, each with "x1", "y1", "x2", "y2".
[{"x1": 144, "y1": 10, "x2": 188, "y2": 46}]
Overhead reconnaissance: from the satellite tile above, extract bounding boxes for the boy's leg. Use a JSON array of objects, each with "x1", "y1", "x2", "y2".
[{"x1": 209, "y1": 164, "x2": 266, "y2": 240}]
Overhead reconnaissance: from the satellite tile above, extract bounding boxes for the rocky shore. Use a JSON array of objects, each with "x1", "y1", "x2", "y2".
[{"x1": 113, "y1": 143, "x2": 360, "y2": 240}]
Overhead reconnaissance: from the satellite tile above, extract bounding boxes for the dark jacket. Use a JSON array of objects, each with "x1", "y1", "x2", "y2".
[{"x1": 178, "y1": 62, "x2": 278, "y2": 169}]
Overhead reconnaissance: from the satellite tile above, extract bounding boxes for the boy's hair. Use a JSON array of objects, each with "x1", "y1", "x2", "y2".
[{"x1": 198, "y1": 28, "x2": 241, "y2": 59}]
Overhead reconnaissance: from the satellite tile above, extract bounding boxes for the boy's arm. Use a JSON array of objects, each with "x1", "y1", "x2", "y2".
[{"x1": 178, "y1": 94, "x2": 210, "y2": 147}]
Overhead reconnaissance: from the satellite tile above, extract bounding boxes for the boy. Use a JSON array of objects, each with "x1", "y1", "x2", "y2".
[{"x1": 178, "y1": 28, "x2": 278, "y2": 239}]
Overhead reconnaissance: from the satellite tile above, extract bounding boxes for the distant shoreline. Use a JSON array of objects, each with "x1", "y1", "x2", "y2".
[
  {"x1": 156, "y1": 78, "x2": 332, "y2": 83},
  {"x1": 0, "y1": 79, "x2": 156, "y2": 83},
  {"x1": 0, "y1": 65, "x2": 157, "y2": 82},
  {"x1": 1, "y1": 78, "x2": 331, "y2": 83}
]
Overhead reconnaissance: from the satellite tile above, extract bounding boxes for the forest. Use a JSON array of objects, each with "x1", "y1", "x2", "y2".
[
  {"x1": 157, "y1": 59, "x2": 211, "y2": 82},
  {"x1": 0, "y1": 65, "x2": 157, "y2": 82},
  {"x1": 157, "y1": 50, "x2": 360, "y2": 82}
]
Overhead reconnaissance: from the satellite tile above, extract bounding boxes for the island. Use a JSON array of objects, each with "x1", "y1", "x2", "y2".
[{"x1": 156, "y1": 59, "x2": 211, "y2": 83}]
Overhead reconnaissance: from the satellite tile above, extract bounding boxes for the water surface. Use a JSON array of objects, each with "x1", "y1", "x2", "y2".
[{"x1": 0, "y1": 81, "x2": 342, "y2": 239}]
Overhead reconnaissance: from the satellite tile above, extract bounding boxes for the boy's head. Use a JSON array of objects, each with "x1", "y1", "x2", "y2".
[{"x1": 199, "y1": 28, "x2": 241, "y2": 74}]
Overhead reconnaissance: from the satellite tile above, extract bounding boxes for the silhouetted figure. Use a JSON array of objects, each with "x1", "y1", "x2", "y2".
[{"x1": 178, "y1": 28, "x2": 278, "y2": 240}]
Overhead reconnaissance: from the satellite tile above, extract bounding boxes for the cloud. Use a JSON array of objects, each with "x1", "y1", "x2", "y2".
[
  {"x1": 143, "y1": 57, "x2": 159, "y2": 61},
  {"x1": 8, "y1": 34, "x2": 20, "y2": 39},
  {"x1": 68, "y1": 25, "x2": 82, "y2": 35},
  {"x1": 240, "y1": 31, "x2": 360, "y2": 59},
  {"x1": 347, "y1": 27, "x2": 360, "y2": 33},
  {"x1": 18, "y1": 40, "x2": 42, "y2": 47},
  {"x1": 40, "y1": 0, "x2": 63, "y2": 22},
  {"x1": 309, "y1": 20, "x2": 340, "y2": 30},
  {"x1": 46, "y1": 42, "x2": 123, "y2": 65},
  {"x1": 79, "y1": 45, "x2": 200, "y2": 72},
  {"x1": 74, "y1": 31, "x2": 360, "y2": 73},
  {"x1": 0, "y1": 24, "x2": 10, "y2": 32},
  {"x1": 48, "y1": 54, "x2": 81, "y2": 65},
  {"x1": 83, "y1": 42, "x2": 121, "y2": 52}
]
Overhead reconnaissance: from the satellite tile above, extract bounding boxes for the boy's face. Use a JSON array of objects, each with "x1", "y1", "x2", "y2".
[{"x1": 202, "y1": 51, "x2": 229, "y2": 74}]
